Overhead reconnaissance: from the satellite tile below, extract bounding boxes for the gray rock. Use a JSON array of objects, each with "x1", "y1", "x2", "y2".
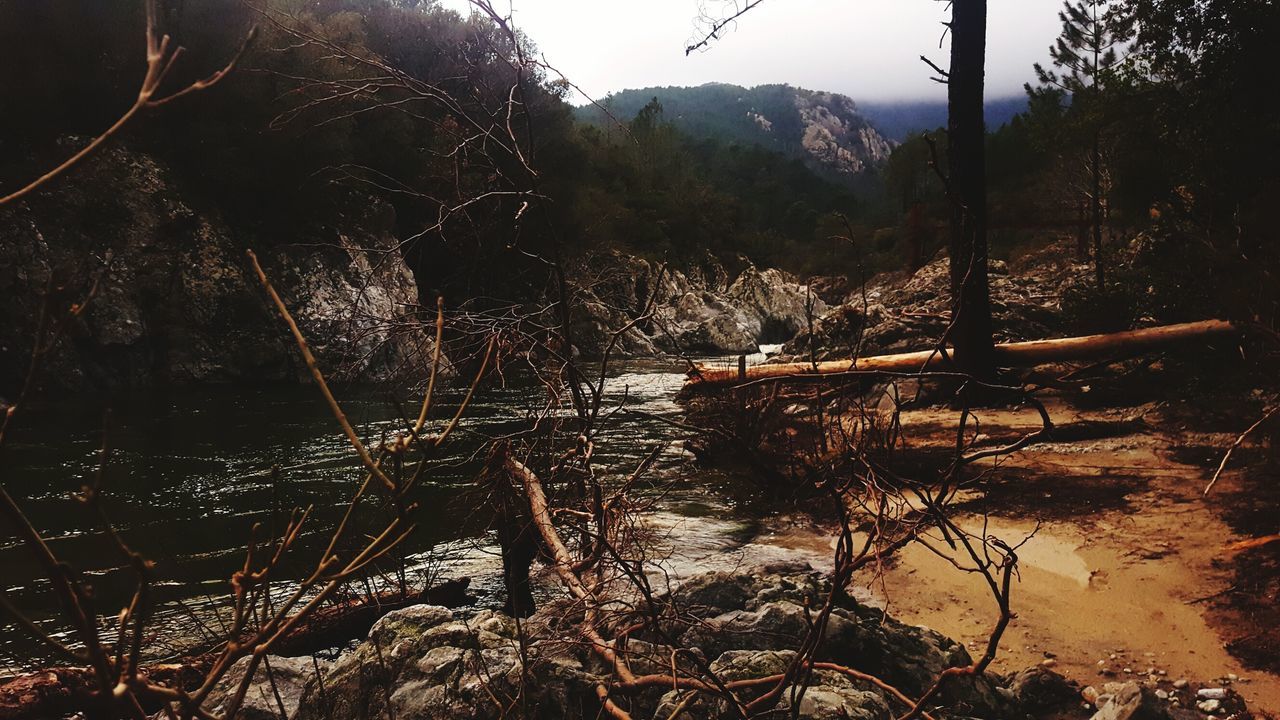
[
  {"x1": 206, "y1": 655, "x2": 329, "y2": 720},
  {"x1": 665, "y1": 563, "x2": 1007, "y2": 716},
  {"x1": 294, "y1": 566, "x2": 1040, "y2": 720},
  {"x1": 296, "y1": 603, "x2": 596, "y2": 720},
  {"x1": 0, "y1": 144, "x2": 440, "y2": 390},
  {"x1": 776, "y1": 242, "x2": 1090, "y2": 363},
  {"x1": 654, "y1": 649, "x2": 893, "y2": 720},
  {"x1": 1090, "y1": 682, "x2": 1168, "y2": 720},
  {"x1": 1008, "y1": 665, "x2": 1081, "y2": 711}
]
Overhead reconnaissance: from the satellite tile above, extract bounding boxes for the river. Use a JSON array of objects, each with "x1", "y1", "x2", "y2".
[{"x1": 0, "y1": 352, "x2": 832, "y2": 672}]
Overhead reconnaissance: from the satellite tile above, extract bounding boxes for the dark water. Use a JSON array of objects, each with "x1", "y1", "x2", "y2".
[{"x1": 0, "y1": 357, "x2": 804, "y2": 671}]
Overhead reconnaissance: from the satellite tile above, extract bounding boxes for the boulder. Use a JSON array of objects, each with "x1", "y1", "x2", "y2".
[
  {"x1": 1008, "y1": 665, "x2": 1082, "y2": 712},
  {"x1": 295, "y1": 605, "x2": 596, "y2": 720},
  {"x1": 1089, "y1": 682, "x2": 1169, "y2": 720},
  {"x1": 653, "y1": 649, "x2": 893, "y2": 720},
  {"x1": 661, "y1": 563, "x2": 1008, "y2": 716},
  {"x1": 205, "y1": 655, "x2": 329, "y2": 720}
]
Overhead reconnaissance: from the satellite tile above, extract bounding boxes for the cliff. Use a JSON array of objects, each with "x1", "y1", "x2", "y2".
[{"x1": 0, "y1": 143, "x2": 436, "y2": 392}]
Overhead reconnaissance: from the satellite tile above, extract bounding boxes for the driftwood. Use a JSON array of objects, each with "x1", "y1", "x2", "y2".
[
  {"x1": 685, "y1": 319, "x2": 1239, "y2": 388},
  {"x1": 0, "y1": 579, "x2": 471, "y2": 720}
]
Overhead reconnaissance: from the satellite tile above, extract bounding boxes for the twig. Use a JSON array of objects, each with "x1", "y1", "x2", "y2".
[{"x1": 1204, "y1": 402, "x2": 1279, "y2": 495}]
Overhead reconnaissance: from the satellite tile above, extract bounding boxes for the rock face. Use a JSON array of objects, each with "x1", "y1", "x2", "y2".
[
  {"x1": 793, "y1": 89, "x2": 895, "y2": 175},
  {"x1": 0, "y1": 144, "x2": 436, "y2": 392},
  {"x1": 777, "y1": 244, "x2": 1091, "y2": 362},
  {"x1": 579, "y1": 83, "x2": 895, "y2": 178},
  {"x1": 572, "y1": 250, "x2": 826, "y2": 357},
  {"x1": 294, "y1": 563, "x2": 1029, "y2": 720}
]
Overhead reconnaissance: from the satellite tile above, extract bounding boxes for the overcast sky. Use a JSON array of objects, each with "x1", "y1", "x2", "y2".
[{"x1": 437, "y1": 0, "x2": 1064, "y2": 104}]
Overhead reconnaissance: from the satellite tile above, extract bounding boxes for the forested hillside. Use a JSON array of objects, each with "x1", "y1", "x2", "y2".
[{"x1": 579, "y1": 83, "x2": 894, "y2": 178}]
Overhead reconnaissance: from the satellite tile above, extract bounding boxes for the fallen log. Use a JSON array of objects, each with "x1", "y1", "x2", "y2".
[
  {"x1": 685, "y1": 319, "x2": 1239, "y2": 389},
  {"x1": 0, "y1": 661, "x2": 211, "y2": 720}
]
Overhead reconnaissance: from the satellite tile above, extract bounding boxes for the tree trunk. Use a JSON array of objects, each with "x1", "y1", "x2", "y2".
[
  {"x1": 1092, "y1": 131, "x2": 1105, "y2": 287},
  {"x1": 947, "y1": 0, "x2": 995, "y2": 376},
  {"x1": 1076, "y1": 199, "x2": 1089, "y2": 260},
  {"x1": 683, "y1": 319, "x2": 1238, "y2": 388}
]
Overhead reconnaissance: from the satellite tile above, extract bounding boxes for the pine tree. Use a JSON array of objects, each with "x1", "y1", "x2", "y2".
[{"x1": 1031, "y1": 0, "x2": 1133, "y2": 287}]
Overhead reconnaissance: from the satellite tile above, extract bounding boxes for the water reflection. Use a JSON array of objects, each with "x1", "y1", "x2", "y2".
[{"x1": 0, "y1": 351, "x2": 818, "y2": 671}]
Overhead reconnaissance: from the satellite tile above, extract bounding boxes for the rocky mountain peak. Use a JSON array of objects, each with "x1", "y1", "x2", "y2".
[{"x1": 580, "y1": 82, "x2": 896, "y2": 178}]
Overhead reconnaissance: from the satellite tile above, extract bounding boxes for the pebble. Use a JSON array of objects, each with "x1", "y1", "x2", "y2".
[
  {"x1": 1226, "y1": 673, "x2": 1238, "y2": 682},
  {"x1": 1156, "y1": 690, "x2": 1170, "y2": 700},
  {"x1": 1197, "y1": 688, "x2": 1227, "y2": 700},
  {"x1": 1124, "y1": 667, "x2": 1134, "y2": 674},
  {"x1": 1174, "y1": 679, "x2": 1189, "y2": 689},
  {"x1": 1110, "y1": 653, "x2": 1119, "y2": 660},
  {"x1": 1098, "y1": 660, "x2": 1108, "y2": 666},
  {"x1": 1198, "y1": 699, "x2": 1222, "y2": 713},
  {"x1": 1083, "y1": 686, "x2": 1100, "y2": 704},
  {"x1": 1041, "y1": 658, "x2": 1058, "y2": 668}
]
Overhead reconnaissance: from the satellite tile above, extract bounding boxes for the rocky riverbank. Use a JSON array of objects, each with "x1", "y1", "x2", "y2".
[
  {"x1": 206, "y1": 564, "x2": 1061, "y2": 720},
  {"x1": 196, "y1": 562, "x2": 1264, "y2": 720}
]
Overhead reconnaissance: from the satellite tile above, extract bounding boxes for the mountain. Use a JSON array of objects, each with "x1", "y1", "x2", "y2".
[
  {"x1": 578, "y1": 83, "x2": 895, "y2": 178},
  {"x1": 858, "y1": 96, "x2": 1029, "y2": 141}
]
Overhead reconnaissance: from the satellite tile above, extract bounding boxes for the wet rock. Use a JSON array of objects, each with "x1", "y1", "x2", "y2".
[{"x1": 206, "y1": 655, "x2": 329, "y2": 720}]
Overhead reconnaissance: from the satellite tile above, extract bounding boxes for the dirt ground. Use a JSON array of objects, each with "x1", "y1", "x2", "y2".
[{"x1": 846, "y1": 392, "x2": 1280, "y2": 715}]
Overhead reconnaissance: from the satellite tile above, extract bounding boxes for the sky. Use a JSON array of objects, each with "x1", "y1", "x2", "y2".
[{"x1": 436, "y1": 0, "x2": 1064, "y2": 104}]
